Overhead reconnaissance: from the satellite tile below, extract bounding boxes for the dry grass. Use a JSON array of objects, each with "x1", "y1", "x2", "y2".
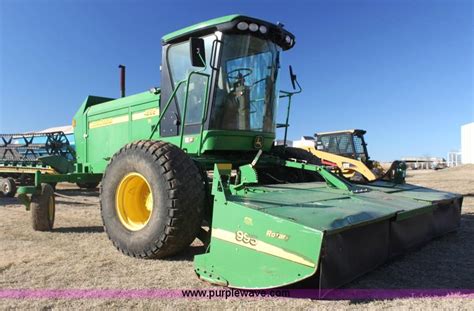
[{"x1": 1, "y1": 165, "x2": 473, "y2": 309}]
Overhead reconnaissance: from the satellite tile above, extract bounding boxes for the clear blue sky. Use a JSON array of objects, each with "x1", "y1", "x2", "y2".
[{"x1": 0, "y1": 0, "x2": 472, "y2": 161}]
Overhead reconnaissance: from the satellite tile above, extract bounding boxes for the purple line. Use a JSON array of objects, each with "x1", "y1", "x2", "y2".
[
  {"x1": 0, "y1": 289, "x2": 182, "y2": 299},
  {"x1": 305, "y1": 289, "x2": 474, "y2": 300},
  {"x1": 0, "y1": 289, "x2": 473, "y2": 300}
]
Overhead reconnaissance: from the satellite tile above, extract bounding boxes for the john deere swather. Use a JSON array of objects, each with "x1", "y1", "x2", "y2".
[{"x1": 14, "y1": 15, "x2": 462, "y2": 291}]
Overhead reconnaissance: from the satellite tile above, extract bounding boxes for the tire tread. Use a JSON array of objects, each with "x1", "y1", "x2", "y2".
[{"x1": 100, "y1": 140, "x2": 205, "y2": 259}]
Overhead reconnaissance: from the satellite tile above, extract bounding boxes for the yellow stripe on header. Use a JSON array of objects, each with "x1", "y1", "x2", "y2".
[{"x1": 211, "y1": 228, "x2": 315, "y2": 268}]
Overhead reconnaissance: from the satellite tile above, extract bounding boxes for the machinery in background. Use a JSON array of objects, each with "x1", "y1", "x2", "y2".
[
  {"x1": 293, "y1": 129, "x2": 406, "y2": 183},
  {"x1": 0, "y1": 127, "x2": 97, "y2": 197},
  {"x1": 402, "y1": 156, "x2": 447, "y2": 170}
]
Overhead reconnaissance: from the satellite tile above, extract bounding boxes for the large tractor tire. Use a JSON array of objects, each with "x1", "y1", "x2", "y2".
[
  {"x1": 0, "y1": 177, "x2": 17, "y2": 197},
  {"x1": 31, "y1": 183, "x2": 55, "y2": 231},
  {"x1": 100, "y1": 140, "x2": 205, "y2": 259},
  {"x1": 76, "y1": 182, "x2": 99, "y2": 189},
  {"x1": 259, "y1": 146, "x2": 324, "y2": 184}
]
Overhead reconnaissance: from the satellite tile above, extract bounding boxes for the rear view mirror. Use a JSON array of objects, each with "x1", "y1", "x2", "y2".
[
  {"x1": 190, "y1": 37, "x2": 206, "y2": 67},
  {"x1": 289, "y1": 65, "x2": 297, "y2": 90}
]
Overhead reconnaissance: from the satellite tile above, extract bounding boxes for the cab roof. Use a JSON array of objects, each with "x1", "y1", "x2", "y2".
[
  {"x1": 161, "y1": 14, "x2": 295, "y2": 50},
  {"x1": 315, "y1": 129, "x2": 367, "y2": 136}
]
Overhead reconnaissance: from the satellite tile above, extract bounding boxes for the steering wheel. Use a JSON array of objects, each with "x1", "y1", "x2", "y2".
[
  {"x1": 227, "y1": 68, "x2": 253, "y2": 85},
  {"x1": 251, "y1": 77, "x2": 267, "y2": 88}
]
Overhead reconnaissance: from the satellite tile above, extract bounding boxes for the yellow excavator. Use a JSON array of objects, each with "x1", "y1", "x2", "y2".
[{"x1": 293, "y1": 129, "x2": 406, "y2": 183}]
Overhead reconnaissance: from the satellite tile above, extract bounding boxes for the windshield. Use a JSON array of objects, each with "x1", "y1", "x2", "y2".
[
  {"x1": 353, "y1": 134, "x2": 368, "y2": 162},
  {"x1": 210, "y1": 34, "x2": 279, "y2": 132},
  {"x1": 319, "y1": 134, "x2": 367, "y2": 161}
]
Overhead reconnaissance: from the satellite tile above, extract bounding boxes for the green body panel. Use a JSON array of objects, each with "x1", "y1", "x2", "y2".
[
  {"x1": 72, "y1": 89, "x2": 275, "y2": 173},
  {"x1": 194, "y1": 201, "x2": 323, "y2": 289},
  {"x1": 38, "y1": 155, "x2": 74, "y2": 174},
  {"x1": 365, "y1": 181, "x2": 460, "y2": 219},
  {"x1": 195, "y1": 165, "x2": 323, "y2": 289},
  {"x1": 199, "y1": 130, "x2": 274, "y2": 152},
  {"x1": 72, "y1": 92, "x2": 160, "y2": 173},
  {"x1": 366, "y1": 181, "x2": 459, "y2": 202},
  {"x1": 228, "y1": 182, "x2": 434, "y2": 234}
]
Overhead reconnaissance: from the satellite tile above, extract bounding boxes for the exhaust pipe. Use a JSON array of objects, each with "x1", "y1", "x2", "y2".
[{"x1": 118, "y1": 64, "x2": 126, "y2": 98}]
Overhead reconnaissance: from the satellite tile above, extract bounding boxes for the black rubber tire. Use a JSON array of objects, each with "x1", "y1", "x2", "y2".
[
  {"x1": 100, "y1": 140, "x2": 205, "y2": 259},
  {"x1": 31, "y1": 183, "x2": 55, "y2": 231},
  {"x1": 0, "y1": 177, "x2": 17, "y2": 197},
  {"x1": 76, "y1": 182, "x2": 99, "y2": 189},
  {"x1": 258, "y1": 146, "x2": 323, "y2": 184}
]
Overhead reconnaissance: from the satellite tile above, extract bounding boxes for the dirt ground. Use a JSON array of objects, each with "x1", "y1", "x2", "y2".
[{"x1": 1, "y1": 165, "x2": 473, "y2": 309}]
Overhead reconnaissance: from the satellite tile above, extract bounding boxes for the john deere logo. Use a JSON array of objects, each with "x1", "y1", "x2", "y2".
[{"x1": 254, "y1": 136, "x2": 263, "y2": 149}]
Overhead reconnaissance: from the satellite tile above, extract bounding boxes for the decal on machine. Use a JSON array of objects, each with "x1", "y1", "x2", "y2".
[
  {"x1": 254, "y1": 136, "x2": 264, "y2": 149},
  {"x1": 266, "y1": 230, "x2": 289, "y2": 241},
  {"x1": 235, "y1": 230, "x2": 257, "y2": 246},
  {"x1": 89, "y1": 115, "x2": 129, "y2": 129},
  {"x1": 132, "y1": 108, "x2": 159, "y2": 121},
  {"x1": 243, "y1": 217, "x2": 253, "y2": 226},
  {"x1": 211, "y1": 228, "x2": 315, "y2": 267}
]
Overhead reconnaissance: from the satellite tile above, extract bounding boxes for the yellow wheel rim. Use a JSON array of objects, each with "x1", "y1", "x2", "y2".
[{"x1": 116, "y1": 172, "x2": 153, "y2": 231}]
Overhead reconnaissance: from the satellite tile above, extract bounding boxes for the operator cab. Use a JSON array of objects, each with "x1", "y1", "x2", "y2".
[
  {"x1": 315, "y1": 129, "x2": 371, "y2": 164},
  {"x1": 157, "y1": 15, "x2": 295, "y2": 154}
]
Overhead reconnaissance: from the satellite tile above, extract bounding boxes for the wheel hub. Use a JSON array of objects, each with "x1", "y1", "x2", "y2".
[{"x1": 116, "y1": 173, "x2": 153, "y2": 231}]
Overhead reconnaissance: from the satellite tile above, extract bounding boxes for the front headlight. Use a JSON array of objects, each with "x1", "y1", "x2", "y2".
[
  {"x1": 249, "y1": 23, "x2": 259, "y2": 32},
  {"x1": 237, "y1": 22, "x2": 249, "y2": 31}
]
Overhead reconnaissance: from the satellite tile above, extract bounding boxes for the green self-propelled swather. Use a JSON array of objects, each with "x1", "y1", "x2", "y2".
[{"x1": 15, "y1": 15, "x2": 462, "y2": 291}]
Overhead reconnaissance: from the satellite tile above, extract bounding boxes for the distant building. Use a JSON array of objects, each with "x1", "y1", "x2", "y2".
[
  {"x1": 274, "y1": 139, "x2": 293, "y2": 146},
  {"x1": 447, "y1": 151, "x2": 462, "y2": 167},
  {"x1": 401, "y1": 156, "x2": 447, "y2": 170},
  {"x1": 37, "y1": 125, "x2": 73, "y2": 134},
  {"x1": 461, "y1": 122, "x2": 474, "y2": 164}
]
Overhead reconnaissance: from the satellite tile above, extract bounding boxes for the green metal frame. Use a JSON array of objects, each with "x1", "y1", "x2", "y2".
[
  {"x1": 278, "y1": 78, "x2": 302, "y2": 146},
  {"x1": 16, "y1": 170, "x2": 102, "y2": 210},
  {"x1": 149, "y1": 54, "x2": 210, "y2": 156},
  {"x1": 284, "y1": 160, "x2": 353, "y2": 192}
]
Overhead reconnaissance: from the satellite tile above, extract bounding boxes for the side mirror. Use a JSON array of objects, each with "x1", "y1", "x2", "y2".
[
  {"x1": 289, "y1": 65, "x2": 297, "y2": 90},
  {"x1": 190, "y1": 37, "x2": 206, "y2": 67}
]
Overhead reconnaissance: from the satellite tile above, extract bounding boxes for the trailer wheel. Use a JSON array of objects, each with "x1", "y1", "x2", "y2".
[
  {"x1": 31, "y1": 183, "x2": 55, "y2": 231},
  {"x1": 0, "y1": 177, "x2": 17, "y2": 197},
  {"x1": 100, "y1": 140, "x2": 205, "y2": 259},
  {"x1": 76, "y1": 182, "x2": 99, "y2": 189}
]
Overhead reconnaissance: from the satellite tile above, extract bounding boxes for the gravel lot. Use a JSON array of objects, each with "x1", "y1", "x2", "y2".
[{"x1": 1, "y1": 165, "x2": 473, "y2": 309}]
